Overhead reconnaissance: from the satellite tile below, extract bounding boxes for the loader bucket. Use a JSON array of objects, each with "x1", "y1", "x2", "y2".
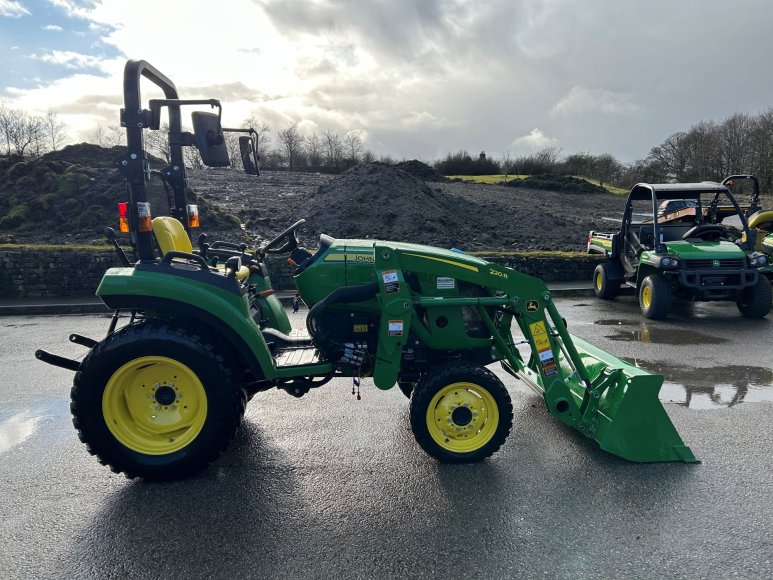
[{"x1": 552, "y1": 335, "x2": 699, "y2": 463}]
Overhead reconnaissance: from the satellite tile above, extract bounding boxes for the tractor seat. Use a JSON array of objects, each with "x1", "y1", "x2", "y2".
[
  {"x1": 745, "y1": 211, "x2": 773, "y2": 251},
  {"x1": 151, "y1": 216, "x2": 250, "y2": 282}
]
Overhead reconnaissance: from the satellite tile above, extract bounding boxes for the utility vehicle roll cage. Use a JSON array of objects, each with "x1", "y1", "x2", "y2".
[
  {"x1": 624, "y1": 182, "x2": 754, "y2": 254},
  {"x1": 115, "y1": 59, "x2": 259, "y2": 262}
]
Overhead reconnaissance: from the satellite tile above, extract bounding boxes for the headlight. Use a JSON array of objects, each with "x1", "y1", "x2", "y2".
[
  {"x1": 661, "y1": 257, "x2": 671, "y2": 266},
  {"x1": 660, "y1": 257, "x2": 678, "y2": 268},
  {"x1": 752, "y1": 254, "x2": 768, "y2": 267}
]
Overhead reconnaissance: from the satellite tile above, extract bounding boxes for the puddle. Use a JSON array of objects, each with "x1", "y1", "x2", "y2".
[
  {"x1": 594, "y1": 319, "x2": 639, "y2": 326},
  {"x1": 0, "y1": 412, "x2": 42, "y2": 454},
  {"x1": 606, "y1": 327, "x2": 727, "y2": 345},
  {"x1": 624, "y1": 359, "x2": 773, "y2": 409}
]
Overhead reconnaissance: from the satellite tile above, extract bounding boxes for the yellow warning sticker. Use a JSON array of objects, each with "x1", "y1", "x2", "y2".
[{"x1": 529, "y1": 320, "x2": 551, "y2": 352}]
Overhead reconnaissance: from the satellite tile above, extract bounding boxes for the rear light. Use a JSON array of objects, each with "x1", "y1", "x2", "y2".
[
  {"x1": 118, "y1": 202, "x2": 129, "y2": 233},
  {"x1": 137, "y1": 202, "x2": 152, "y2": 233},
  {"x1": 187, "y1": 204, "x2": 200, "y2": 228}
]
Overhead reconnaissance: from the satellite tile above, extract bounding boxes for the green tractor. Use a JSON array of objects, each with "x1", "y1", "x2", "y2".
[{"x1": 36, "y1": 60, "x2": 698, "y2": 479}]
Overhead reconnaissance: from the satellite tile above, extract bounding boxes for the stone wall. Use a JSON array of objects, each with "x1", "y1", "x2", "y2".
[
  {"x1": 0, "y1": 247, "x2": 119, "y2": 298},
  {"x1": 0, "y1": 247, "x2": 603, "y2": 298}
]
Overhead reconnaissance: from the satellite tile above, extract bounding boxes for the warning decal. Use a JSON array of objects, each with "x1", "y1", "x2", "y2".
[
  {"x1": 382, "y1": 270, "x2": 400, "y2": 293},
  {"x1": 529, "y1": 320, "x2": 558, "y2": 377},
  {"x1": 388, "y1": 320, "x2": 404, "y2": 336}
]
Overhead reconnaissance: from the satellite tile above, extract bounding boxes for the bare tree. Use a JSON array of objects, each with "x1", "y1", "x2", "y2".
[
  {"x1": 323, "y1": 129, "x2": 343, "y2": 171},
  {"x1": 0, "y1": 103, "x2": 13, "y2": 155},
  {"x1": 305, "y1": 133, "x2": 323, "y2": 168},
  {"x1": 87, "y1": 124, "x2": 124, "y2": 148},
  {"x1": 277, "y1": 121, "x2": 304, "y2": 171},
  {"x1": 241, "y1": 116, "x2": 271, "y2": 158},
  {"x1": 42, "y1": 109, "x2": 68, "y2": 151},
  {"x1": 6, "y1": 110, "x2": 43, "y2": 156},
  {"x1": 343, "y1": 130, "x2": 364, "y2": 166},
  {"x1": 144, "y1": 122, "x2": 171, "y2": 162}
]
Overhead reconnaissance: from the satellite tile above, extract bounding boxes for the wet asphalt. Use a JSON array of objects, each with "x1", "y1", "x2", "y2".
[{"x1": 0, "y1": 298, "x2": 771, "y2": 579}]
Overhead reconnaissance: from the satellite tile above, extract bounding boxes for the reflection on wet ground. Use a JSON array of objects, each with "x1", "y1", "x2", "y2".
[
  {"x1": 594, "y1": 319, "x2": 639, "y2": 326},
  {"x1": 624, "y1": 359, "x2": 773, "y2": 409},
  {"x1": 604, "y1": 326, "x2": 727, "y2": 345},
  {"x1": 0, "y1": 412, "x2": 41, "y2": 454}
]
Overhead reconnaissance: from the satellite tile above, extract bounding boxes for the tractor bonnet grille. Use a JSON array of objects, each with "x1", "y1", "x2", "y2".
[{"x1": 683, "y1": 258, "x2": 746, "y2": 270}]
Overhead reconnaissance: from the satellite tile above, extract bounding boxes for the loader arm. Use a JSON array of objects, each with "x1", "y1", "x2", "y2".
[{"x1": 370, "y1": 244, "x2": 697, "y2": 463}]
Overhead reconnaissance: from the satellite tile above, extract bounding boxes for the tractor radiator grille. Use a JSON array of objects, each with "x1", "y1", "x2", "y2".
[{"x1": 683, "y1": 258, "x2": 746, "y2": 270}]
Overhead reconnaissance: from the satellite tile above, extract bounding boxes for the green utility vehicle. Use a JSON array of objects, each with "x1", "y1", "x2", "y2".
[
  {"x1": 36, "y1": 60, "x2": 698, "y2": 480},
  {"x1": 588, "y1": 181, "x2": 771, "y2": 319}
]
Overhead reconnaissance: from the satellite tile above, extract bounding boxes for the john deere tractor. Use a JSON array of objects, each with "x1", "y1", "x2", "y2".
[{"x1": 36, "y1": 60, "x2": 698, "y2": 480}]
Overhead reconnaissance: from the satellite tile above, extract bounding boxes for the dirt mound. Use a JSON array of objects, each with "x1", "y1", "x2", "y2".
[
  {"x1": 505, "y1": 174, "x2": 608, "y2": 194},
  {"x1": 0, "y1": 148, "x2": 237, "y2": 244},
  {"x1": 395, "y1": 159, "x2": 445, "y2": 182},
  {"x1": 41, "y1": 143, "x2": 165, "y2": 168},
  {"x1": 306, "y1": 162, "x2": 499, "y2": 248}
]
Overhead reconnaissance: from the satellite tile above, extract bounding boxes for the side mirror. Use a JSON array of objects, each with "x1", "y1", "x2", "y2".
[
  {"x1": 239, "y1": 136, "x2": 259, "y2": 175},
  {"x1": 192, "y1": 111, "x2": 230, "y2": 167}
]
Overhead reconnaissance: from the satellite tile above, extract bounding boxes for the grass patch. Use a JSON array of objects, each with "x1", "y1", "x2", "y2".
[
  {"x1": 576, "y1": 176, "x2": 628, "y2": 195},
  {"x1": 446, "y1": 174, "x2": 527, "y2": 184}
]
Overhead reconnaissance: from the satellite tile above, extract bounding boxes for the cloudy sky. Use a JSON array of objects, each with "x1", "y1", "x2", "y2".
[{"x1": 1, "y1": 0, "x2": 772, "y2": 163}]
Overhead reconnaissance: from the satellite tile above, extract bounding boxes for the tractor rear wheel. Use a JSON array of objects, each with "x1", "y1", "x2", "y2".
[
  {"x1": 71, "y1": 321, "x2": 246, "y2": 480},
  {"x1": 409, "y1": 363, "x2": 512, "y2": 462},
  {"x1": 639, "y1": 275, "x2": 671, "y2": 319},
  {"x1": 593, "y1": 263, "x2": 621, "y2": 299},
  {"x1": 737, "y1": 277, "x2": 772, "y2": 318}
]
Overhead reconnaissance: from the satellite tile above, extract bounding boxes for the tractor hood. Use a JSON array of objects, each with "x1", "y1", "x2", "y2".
[{"x1": 665, "y1": 241, "x2": 746, "y2": 260}]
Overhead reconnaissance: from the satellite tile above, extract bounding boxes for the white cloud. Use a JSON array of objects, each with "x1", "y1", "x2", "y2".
[
  {"x1": 551, "y1": 86, "x2": 641, "y2": 117},
  {"x1": 29, "y1": 50, "x2": 108, "y2": 70},
  {"x1": 511, "y1": 128, "x2": 558, "y2": 153},
  {"x1": 44, "y1": 24, "x2": 63, "y2": 31},
  {"x1": 0, "y1": 0, "x2": 30, "y2": 17}
]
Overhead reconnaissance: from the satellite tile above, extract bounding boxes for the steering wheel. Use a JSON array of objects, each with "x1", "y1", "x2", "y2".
[
  {"x1": 259, "y1": 219, "x2": 306, "y2": 255},
  {"x1": 683, "y1": 224, "x2": 725, "y2": 242}
]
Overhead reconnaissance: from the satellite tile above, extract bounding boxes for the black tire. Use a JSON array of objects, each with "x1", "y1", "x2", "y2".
[
  {"x1": 737, "y1": 277, "x2": 772, "y2": 318},
  {"x1": 71, "y1": 320, "x2": 246, "y2": 480},
  {"x1": 397, "y1": 381, "x2": 415, "y2": 398},
  {"x1": 409, "y1": 363, "x2": 512, "y2": 463},
  {"x1": 593, "y1": 263, "x2": 621, "y2": 299},
  {"x1": 639, "y1": 275, "x2": 671, "y2": 319}
]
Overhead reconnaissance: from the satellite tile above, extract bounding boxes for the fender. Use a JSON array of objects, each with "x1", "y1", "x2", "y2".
[{"x1": 97, "y1": 267, "x2": 276, "y2": 380}]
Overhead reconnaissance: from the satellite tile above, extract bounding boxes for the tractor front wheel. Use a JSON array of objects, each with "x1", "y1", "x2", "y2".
[
  {"x1": 71, "y1": 321, "x2": 246, "y2": 480},
  {"x1": 639, "y1": 275, "x2": 671, "y2": 319},
  {"x1": 737, "y1": 277, "x2": 772, "y2": 318},
  {"x1": 409, "y1": 364, "x2": 512, "y2": 463},
  {"x1": 593, "y1": 263, "x2": 621, "y2": 299}
]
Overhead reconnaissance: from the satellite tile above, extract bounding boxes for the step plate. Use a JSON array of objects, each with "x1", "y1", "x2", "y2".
[{"x1": 275, "y1": 347, "x2": 323, "y2": 368}]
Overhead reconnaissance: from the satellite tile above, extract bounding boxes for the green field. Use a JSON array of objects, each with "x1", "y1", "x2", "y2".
[
  {"x1": 446, "y1": 173, "x2": 628, "y2": 194},
  {"x1": 446, "y1": 174, "x2": 527, "y2": 184}
]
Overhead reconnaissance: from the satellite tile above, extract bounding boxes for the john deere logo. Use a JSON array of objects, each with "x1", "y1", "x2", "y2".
[{"x1": 712, "y1": 259, "x2": 721, "y2": 267}]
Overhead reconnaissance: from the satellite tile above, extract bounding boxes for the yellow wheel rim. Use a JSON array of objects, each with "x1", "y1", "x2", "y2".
[
  {"x1": 641, "y1": 285, "x2": 652, "y2": 308},
  {"x1": 426, "y1": 382, "x2": 499, "y2": 453},
  {"x1": 102, "y1": 356, "x2": 208, "y2": 455},
  {"x1": 595, "y1": 271, "x2": 603, "y2": 291}
]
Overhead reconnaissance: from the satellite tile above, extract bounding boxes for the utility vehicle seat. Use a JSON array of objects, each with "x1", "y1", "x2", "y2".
[{"x1": 151, "y1": 216, "x2": 250, "y2": 282}]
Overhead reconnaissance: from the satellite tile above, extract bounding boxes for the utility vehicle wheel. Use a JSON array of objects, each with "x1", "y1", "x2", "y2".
[
  {"x1": 737, "y1": 277, "x2": 772, "y2": 318},
  {"x1": 398, "y1": 381, "x2": 416, "y2": 398},
  {"x1": 409, "y1": 364, "x2": 512, "y2": 463},
  {"x1": 593, "y1": 263, "x2": 621, "y2": 299},
  {"x1": 71, "y1": 321, "x2": 246, "y2": 480},
  {"x1": 639, "y1": 275, "x2": 671, "y2": 319}
]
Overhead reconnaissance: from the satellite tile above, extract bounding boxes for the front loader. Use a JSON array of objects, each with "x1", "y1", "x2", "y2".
[{"x1": 36, "y1": 60, "x2": 697, "y2": 479}]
